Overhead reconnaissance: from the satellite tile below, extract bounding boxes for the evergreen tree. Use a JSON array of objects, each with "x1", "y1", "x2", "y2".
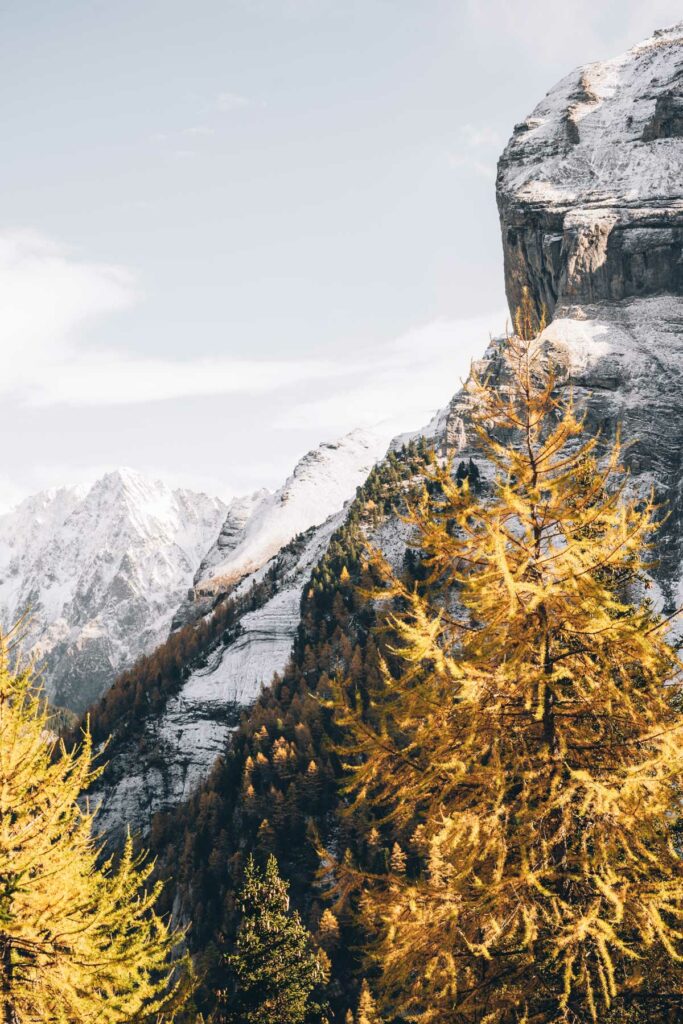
[
  {"x1": 334, "y1": 314, "x2": 683, "y2": 1023},
  {"x1": 356, "y1": 980, "x2": 382, "y2": 1024},
  {"x1": 224, "y1": 855, "x2": 329, "y2": 1024},
  {"x1": 0, "y1": 636, "x2": 189, "y2": 1023}
]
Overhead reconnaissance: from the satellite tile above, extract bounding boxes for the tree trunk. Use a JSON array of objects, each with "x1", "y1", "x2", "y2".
[{"x1": 0, "y1": 937, "x2": 17, "y2": 1024}]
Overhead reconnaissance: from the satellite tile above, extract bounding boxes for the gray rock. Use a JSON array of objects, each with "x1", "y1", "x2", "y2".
[
  {"x1": 494, "y1": 22, "x2": 683, "y2": 609},
  {"x1": 497, "y1": 23, "x2": 683, "y2": 319}
]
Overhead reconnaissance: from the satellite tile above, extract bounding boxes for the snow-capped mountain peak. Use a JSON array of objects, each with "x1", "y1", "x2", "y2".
[
  {"x1": 0, "y1": 470, "x2": 226, "y2": 712},
  {"x1": 192, "y1": 428, "x2": 388, "y2": 596}
]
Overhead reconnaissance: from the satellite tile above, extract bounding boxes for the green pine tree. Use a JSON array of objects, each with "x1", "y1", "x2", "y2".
[{"x1": 224, "y1": 854, "x2": 329, "y2": 1024}]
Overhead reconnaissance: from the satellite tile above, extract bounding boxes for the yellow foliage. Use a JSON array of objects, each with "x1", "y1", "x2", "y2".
[
  {"x1": 0, "y1": 638, "x2": 189, "y2": 1022},
  {"x1": 333, "y1": 316, "x2": 683, "y2": 1023}
]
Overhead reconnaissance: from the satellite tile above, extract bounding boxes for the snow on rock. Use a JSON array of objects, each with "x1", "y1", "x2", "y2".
[
  {"x1": 95, "y1": 511, "x2": 345, "y2": 834},
  {"x1": 94, "y1": 428, "x2": 389, "y2": 833},
  {"x1": 191, "y1": 429, "x2": 387, "y2": 595},
  {"x1": 0, "y1": 469, "x2": 226, "y2": 712},
  {"x1": 192, "y1": 488, "x2": 271, "y2": 586},
  {"x1": 497, "y1": 22, "x2": 683, "y2": 319},
  {"x1": 492, "y1": 23, "x2": 683, "y2": 605}
]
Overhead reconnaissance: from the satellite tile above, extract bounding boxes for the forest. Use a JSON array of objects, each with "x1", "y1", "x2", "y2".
[{"x1": 4, "y1": 309, "x2": 683, "y2": 1023}]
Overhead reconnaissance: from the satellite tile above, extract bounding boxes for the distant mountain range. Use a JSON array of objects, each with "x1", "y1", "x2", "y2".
[
  {"x1": 0, "y1": 430, "x2": 387, "y2": 714},
  {"x1": 0, "y1": 469, "x2": 226, "y2": 711}
]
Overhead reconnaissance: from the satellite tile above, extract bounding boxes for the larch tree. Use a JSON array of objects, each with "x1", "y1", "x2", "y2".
[
  {"x1": 0, "y1": 636, "x2": 190, "y2": 1024},
  {"x1": 355, "y1": 979, "x2": 382, "y2": 1024},
  {"x1": 332, "y1": 306, "x2": 683, "y2": 1023},
  {"x1": 223, "y1": 854, "x2": 329, "y2": 1024}
]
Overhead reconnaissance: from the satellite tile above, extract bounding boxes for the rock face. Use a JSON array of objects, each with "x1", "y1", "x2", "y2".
[
  {"x1": 0, "y1": 470, "x2": 226, "y2": 712},
  {"x1": 497, "y1": 22, "x2": 683, "y2": 318},
  {"x1": 95, "y1": 514, "x2": 344, "y2": 834},
  {"x1": 493, "y1": 22, "x2": 683, "y2": 605}
]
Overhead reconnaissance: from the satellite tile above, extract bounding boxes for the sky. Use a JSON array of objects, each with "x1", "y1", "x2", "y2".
[{"x1": 2, "y1": 0, "x2": 682, "y2": 509}]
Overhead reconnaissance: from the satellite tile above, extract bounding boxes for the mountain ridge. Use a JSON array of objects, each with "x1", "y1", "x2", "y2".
[
  {"x1": 0, "y1": 468, "x2": 226, "y2": 711},
  {"x1": 138, "y1": 24, "x2": 683, "y2": 1017}
]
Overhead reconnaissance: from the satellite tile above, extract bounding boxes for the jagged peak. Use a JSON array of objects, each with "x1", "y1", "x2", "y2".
[{"x1": 0, "y1": 470, "x2": 226, "y2": 710}]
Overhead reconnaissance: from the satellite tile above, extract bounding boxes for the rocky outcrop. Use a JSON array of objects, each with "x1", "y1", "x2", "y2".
[
  {"x1": 497, "y1": 23, "x2": 683, "y2": 319},
  {"x1": 0, "y1": 470, "x2": 226, "y2": 712},
  {"x1": 492, "y1": 22, "x2": 683, "y2": 607}
]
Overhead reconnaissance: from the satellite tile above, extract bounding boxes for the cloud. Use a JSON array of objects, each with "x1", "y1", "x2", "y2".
[
  {"x1": 0, "y1": 230, "x2": 345, "y2": 408},
  {"x1": 460, "y1": 123, "x2": 503, "y2": 149},
  {"x1": 448, "y1": 154, "x2": 496, "y2": 179},
  {"x1": 0, "y1": 230, "x2": 135, "y2": 369},
  {"x1": 0, "y1": 231, "x2": 504, "y2": 456},
  {"x1": 464, "y1": 0, "x2": 683, "y2": 67},
  {"x1": 216, "y1": 91, "x2": 252, "y2": 112},
  {"x1": 151, "y1": 125, "x2": 214, "y2": 149},
  {"x1": 448, "y1": 121, "x2": 502, "y2": 179},
  {"x1": 28, "y1": 354, "x2": 342, "y2": 406},
  {"x1": 276, "y1": 313, "x2": 508, "y2": 437},
  {"x1": 184, "y1": 125, "x2": 214, "y2": 137}
]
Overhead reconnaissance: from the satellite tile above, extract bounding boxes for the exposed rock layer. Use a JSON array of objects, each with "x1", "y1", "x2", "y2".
[
  {"x1": 493, "y1": 23, "x2": 683, "y2": 605},
  {"x1": 497, "y1": 23, "x2": 683, "y2": 318}
]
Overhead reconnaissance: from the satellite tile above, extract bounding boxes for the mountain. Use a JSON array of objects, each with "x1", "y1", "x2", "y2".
[
  {"x1": 0, "y1": 469, "x2": 226, "y2": 712},
  {"x1": 93, "y1": 22, "x2": 683, "y2": 837},
  {"x1": 85, "y1": 430, "x2": 388, "y2": 832},
  {"x1": 131, "y1": 23, "x2": 683, "y2": 1017},
  {"x1": 496, "y1": 19, "x2": 683, "y2": 606},
  {"x1": 176, "y1": 428, "x2": 388, "y2": 624}
]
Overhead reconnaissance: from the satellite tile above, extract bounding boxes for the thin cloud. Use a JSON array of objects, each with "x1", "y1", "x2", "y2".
[
  {"x1": 448, "y1": 121, "x2": 502, "y2": 179},
  {"x1": 448, "y1": 154, "x2": 496, "y2": 179},
  {"x1": 460, "y1": 123, "x2": 503, "y2": 149},
  {"x1": 216, "y1": 91, "x2": 252, "y2": 112},
  {"x1": 0, "y1": 231, "x2": 504, "y2": 457},
  {"x1": 184, "y1": 125, "x2": 214, "y2": 137},
  {"x1": 0, "y1": 230, "x2": 135, "y2": 363},
  {"x1": 28, "y1": 354, "x2": 343, "y2": 407},
  {"x1": 0, "y1": 230, "x2": 344, "y2": 408},
  {"x1": 276, "y1": 313, "x2": 508, "y2": 437}
]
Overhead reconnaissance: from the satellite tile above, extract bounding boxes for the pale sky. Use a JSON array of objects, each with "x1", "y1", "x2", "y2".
[{"x1": 2, "y1": 0, "x2": 681, "y2": 508}]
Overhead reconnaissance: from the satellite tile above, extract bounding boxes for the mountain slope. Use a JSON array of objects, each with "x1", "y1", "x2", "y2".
[
  {"x1": 85, "y1": 430, "x2": 388, "y2": 833},
  {"x1": 141, "y1": 22, "x2": 683, "y2": 1019},
  {"x1": 176, "y1": 429, "x2": 389, "y2": 625},
  {"x1": 0, "y1": 469, "x2": 226, "y2": 711}
]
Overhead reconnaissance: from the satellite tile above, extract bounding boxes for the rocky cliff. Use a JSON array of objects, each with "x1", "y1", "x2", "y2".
[
  {"x1": 493, "y1": 21, "x2": 683, "y2": 607},
  {"x1": 498, "y1": 22, "x2": 683, "y2": 317}
]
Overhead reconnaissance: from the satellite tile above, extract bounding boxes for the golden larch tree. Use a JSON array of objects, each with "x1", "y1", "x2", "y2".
[
  {"x1": 333, "y1": 314, "x2": 683, "y2": 1023},
  {"x1": 0, "y1": 637, "x2": 189, "y2": 1023}
]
